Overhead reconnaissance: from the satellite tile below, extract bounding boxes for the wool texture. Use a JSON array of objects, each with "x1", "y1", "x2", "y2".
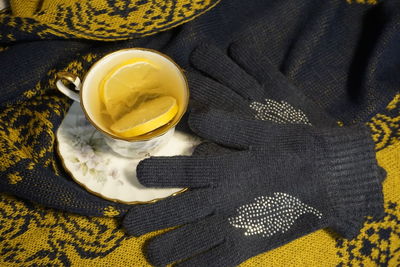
[
  {"x1": 2, "y1": 0, "x2": 220, "y2": 41},
  {"x1": 123, "y1": 42, "x2": 385, "y2": 265},
  {"x1": 0, "y1": 0, "x2": 399, "y2": 266},
  {"x1": 125, "y1": 109, "x2": 384, "y2": 266},
  {"x1": 185, "y1": 43, "x2": 339, "y2": 128}
]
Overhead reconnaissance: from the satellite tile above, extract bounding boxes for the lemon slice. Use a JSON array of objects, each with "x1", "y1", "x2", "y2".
[
  {"x1": 100, "y1": 58, "x2": 161, "y2": 121},
  {"x1": 110, "y1": 96, "x2": 178, "y2": 137}
]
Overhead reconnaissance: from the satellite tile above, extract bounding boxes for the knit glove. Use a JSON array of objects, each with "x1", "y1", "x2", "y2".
[
  {"x1": 186, "y1": 42, "x2": 337, "y2": 128},
  {"x1": 123, "y1": 109, "x2": 384, "y2": 267}
]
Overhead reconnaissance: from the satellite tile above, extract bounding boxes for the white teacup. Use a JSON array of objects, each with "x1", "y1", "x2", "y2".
[{"x1": 56, "y1": 48, "x2": 189, "y2": 158}]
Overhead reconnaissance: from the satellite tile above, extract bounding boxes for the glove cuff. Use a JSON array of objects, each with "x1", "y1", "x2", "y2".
[{"x1": 319, "y1": 125, "x2": 385, "y2": 238}]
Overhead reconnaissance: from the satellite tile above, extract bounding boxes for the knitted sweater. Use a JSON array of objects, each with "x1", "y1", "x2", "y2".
[{"x1": 0, "y1": 0, "x2": 399, "y2": 266}]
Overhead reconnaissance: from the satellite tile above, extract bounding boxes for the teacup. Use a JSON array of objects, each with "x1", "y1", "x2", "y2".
[{"x1": 56, "y1": 48, "x2": 189, "y2": 158}]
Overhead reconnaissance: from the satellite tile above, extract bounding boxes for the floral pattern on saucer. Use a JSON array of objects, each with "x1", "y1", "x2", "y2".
[
  {"x1": 64, "y1": 118, "x2": 115, "y2": 185},
  {"x1": 57, "y1": 102, "x2": 201, "y2": 203}
]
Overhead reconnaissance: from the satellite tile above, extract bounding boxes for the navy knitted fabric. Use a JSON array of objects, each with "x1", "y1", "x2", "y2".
[
  {"x1": 186, "y1": 42, "x2": 338, "y2": 127},
  {"x1": 122, "y1": 40, "x2": 385, "y2": 266},
  {"x1": 123, "y1": 109, "x2": 384, "y2": 267},
  {"x1": 0, "y1": 0, "x2": 396, "y2": 223},
  {"x1": 219, "y1": 0, "x2": 400, "y2": 124}
]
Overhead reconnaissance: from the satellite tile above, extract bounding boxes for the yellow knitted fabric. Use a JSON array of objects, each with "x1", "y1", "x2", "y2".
[
  {"x1": 0, "y1": 92, "x2": 398, "y2": 266},
  {"x1": 2, "y1": 0, "x2": 220, "y2": 41},
  {"x1": 346, "y1": 0, "x2": 378, "y2": 4},
  {"x1": 0, "y1": 54, "x2": 94, "y2": 179},
  {"x1": 10, "y1": 0, "x2": 39, "y2": 17},
  {"x1": 1, "y1": 1, "x2": 396, "y2": 265}
]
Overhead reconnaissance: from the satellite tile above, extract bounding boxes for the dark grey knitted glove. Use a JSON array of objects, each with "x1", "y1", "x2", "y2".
[
  {"x1": 187, "y1": 42, "x2": 338, "y2": 127},
  {"x1": 123, "y1": 109, "x2": 384, "y2": 267}
]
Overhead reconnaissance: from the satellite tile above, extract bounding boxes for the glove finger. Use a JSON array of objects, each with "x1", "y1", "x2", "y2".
[
  {"x1": 187, "y1": 71, "x2": 250, "y2": 116},
  {"x1": 137, "y1": 153, "x2": 247, "y2": 188},
  {"x1": 230, "y1": 40, "x2": 304, "y2": 102},
  {"x1": 192, "y1": 141, "x2": 234, "y2": 156},
  {"x1": 230, "y1": 41, "x2": 337, "y2": 127},
  {"x1": 146, "y1": 216, "x2": 226, "y2": 266},
  {"x1": 189, "y1": 108, "x2": 284, "y2": 148},
  {"x1": 123, "y1": 189, "x2": 212, "y2": 236},
  {"x1": 175, "y1": 243, "x2": 238, "y2": 267},
  {"x1": 190, "y1": 43, "x2": 263, "y2": 101},
  {"x1": 230, "y1": 40, "x2": 285, "y2": 86}
]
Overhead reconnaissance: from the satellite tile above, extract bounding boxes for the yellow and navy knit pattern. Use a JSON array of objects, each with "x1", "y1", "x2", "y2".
[
  {"x1": 0, "y1": 93, "x2": 398, "y2": 266},
  {"x1": 1, "y1": 0, "x2": 399, "y2": 266},
  {"x1": 0, "y1": 0, "x2": 220, "y2": 41},
  {"x1": 346, "y1": 0, "x2": 378, "y2": 4},
  {"x1": 0, "y1": 48, "x2": 134, "y2": 217}
]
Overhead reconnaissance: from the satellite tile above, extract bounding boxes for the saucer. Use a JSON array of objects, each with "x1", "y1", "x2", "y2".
[{"x1": 56, "y1": 102, "x2": 201, "y2": 204}]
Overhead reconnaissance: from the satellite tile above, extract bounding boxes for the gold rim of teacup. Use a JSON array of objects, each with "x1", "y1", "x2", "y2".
[
  {"x1": 57, "y1": 48, "x2": 190, "y2": 142},
  {"x1": 56, "y1": 48, "x2": 190, "y2": 204}
]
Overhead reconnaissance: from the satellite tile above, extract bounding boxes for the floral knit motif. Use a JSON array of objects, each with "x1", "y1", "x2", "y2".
[{"x1": 1, "y1": 0, "x2": 220, "y2": 41}]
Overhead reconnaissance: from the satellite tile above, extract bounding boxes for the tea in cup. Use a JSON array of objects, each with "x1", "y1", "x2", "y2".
[{"x1": 56, "y1": 48, "x2": 189, "y2": 158}]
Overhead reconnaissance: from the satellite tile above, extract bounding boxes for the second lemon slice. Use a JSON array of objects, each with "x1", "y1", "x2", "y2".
[
  {"x1": 100, "y1": 59, "x2": 161, "y2": 121},
  {"x1": 110, "y1": 96, "x2": 178, "y2": 138}
]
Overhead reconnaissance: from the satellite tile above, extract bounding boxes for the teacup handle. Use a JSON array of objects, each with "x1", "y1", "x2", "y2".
[{"x1": 56, "y1": 72, "x2": 82, "y2": 102}]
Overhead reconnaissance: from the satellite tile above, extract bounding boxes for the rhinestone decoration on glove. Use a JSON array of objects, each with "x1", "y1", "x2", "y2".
[
  {"x1": 228, "y1": 192, "x2": 322, "y2": 237},
  {"x1": 250, "y1": 99, "x2": 312, "y2": 125}
]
